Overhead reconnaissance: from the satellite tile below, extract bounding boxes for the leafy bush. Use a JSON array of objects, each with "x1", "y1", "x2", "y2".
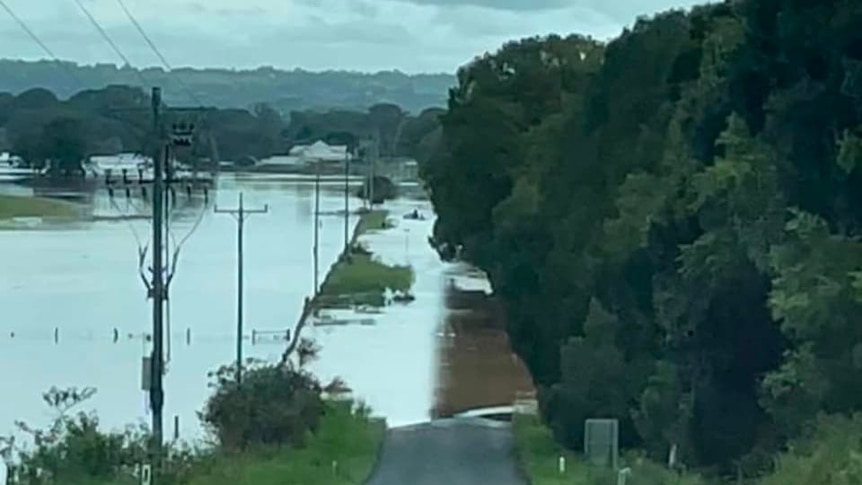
[
  {"x1": 200, "y1": 360, "x2": 325, "y2": 452},
  {"x1": 183, "y1": 400, "x2": 384, "y2": 485},
  {"x1": 1, "y1": 358, "x2": 365, "y2": 485},
  {"x1": 760, "y1": 414, "x2": 862, "y2": 485},
  {"x1": 2, "y1": 387, "x2": 151, "y2": 485},
  {"x1": 355, "y1": 176, "x2": 397, "y2": 204}
]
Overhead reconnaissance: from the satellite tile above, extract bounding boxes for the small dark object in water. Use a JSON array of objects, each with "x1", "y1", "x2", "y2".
[
  {"x1": 403, "y1": 209, "x2": 425, "y2": 220},
  {"x1": 393, "y1": 292, "x2": 416, "y2": 303}
]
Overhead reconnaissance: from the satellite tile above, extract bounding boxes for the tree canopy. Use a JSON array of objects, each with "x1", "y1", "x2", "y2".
[
  {"x1": 423, "y1": 0, "x2": 862, "y2": 478},
  {"x1": 0, "y1": 85, "x2": 441, "y2": 167}
]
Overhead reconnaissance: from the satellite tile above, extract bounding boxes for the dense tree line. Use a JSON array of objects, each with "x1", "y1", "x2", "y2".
[
  {"x1": 0, "y1": 85, "x2": 286, "y2": 167},
  {"x1": 0, "y1": 85, "x2": 441, "y2": 169},
  {"x1": 423, "y1": 0, "x2": 862, "y2": 478}
]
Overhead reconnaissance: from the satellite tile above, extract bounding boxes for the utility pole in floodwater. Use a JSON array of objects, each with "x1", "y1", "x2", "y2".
[
  {"x1": 343, "y1": 147, "x2": 350, "y2": 253},
  {"x1": 215, "y1": 192, "x2": 269, "y2": 384},
  {"x1": 313, "y1": 159, "x2": 321, "y2": 294},
  {"x1": 148, "y1": 86, "x2": 166, "y2": 482},
  {"x1": 359, "y1": 132, "x2": 379, "y2": 209},
  {"x1": 135, "y1": 87, "x2": 206, "y2": 485},
  {"x1": 370, "y1": 129, "x2": 378, "y2": 207}
]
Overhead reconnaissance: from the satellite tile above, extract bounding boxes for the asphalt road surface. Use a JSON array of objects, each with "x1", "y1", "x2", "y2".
[{"x1": 365, "y1": 417, "x2": 528, "y2": 485}]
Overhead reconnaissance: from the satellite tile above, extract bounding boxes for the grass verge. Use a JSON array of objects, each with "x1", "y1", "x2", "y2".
[
  {"x1": 512, "y1": 414, "x2": 703, "y2": 485},
  {"x1": 0, "y1": 194, "x2": 82, "y2": 220},
  {"x1": 355, "y1": 209, "x2": 392, "y2": 236},
  {"x1": 319, "y1": 253, "x2": 414, "y2": 307},
  {"x1": 176, "y1": 401, "x2": 384, "y2": 485},
  {"x1": 317, "y1": 208, "x2": 414, "y2": 308}
]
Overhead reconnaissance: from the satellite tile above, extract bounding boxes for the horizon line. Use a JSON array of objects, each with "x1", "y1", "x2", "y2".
[{"x1": 0, "y1": 57, "x2": 456, "y2": 77}]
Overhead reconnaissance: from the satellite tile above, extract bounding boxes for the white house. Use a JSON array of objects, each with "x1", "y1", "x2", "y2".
[
  {"x1": 87, "y1": 153, "x2": 149, "y2": 174},
  {"x1": 0, "y1": 152, "x2": 29, "y2": 182},
  {"x1": 0, "y1": 152, "x2": 25, "y2": 167},
  {"x1": 289, "y1": 140, "x2": 351, "y2": 164}
]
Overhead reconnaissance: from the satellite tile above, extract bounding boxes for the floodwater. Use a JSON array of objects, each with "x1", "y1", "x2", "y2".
[
  {"x1": 0, "y1": 174, "x2": 530, "y2": 450},
  {"x1": 432, "y1": 269, "x2": 535, "y2": 418},
  {"x1": 0, "y1": 174, "x2": 369, "y2": 443},
  {"x1": 307, "y1": 199, "x2": 445, "y2": 428}
]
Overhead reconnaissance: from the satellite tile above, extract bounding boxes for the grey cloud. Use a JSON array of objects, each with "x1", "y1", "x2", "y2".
[
  {"x1": 349, "y1": 0, "x2": 380, "y2": 17},
  {"x1": 290, "y1": 0, "x2": 380, "y2": 17},
  {"x1": 259, "y1": 17, "x2": 417, "y2": 46},
  {"x1": 392, "y1": 0, "x2": 571, "y2": 12},
  {"x1": 574, "y1": 0, "x2": 705, "y2": 22},
  {"x1": 431, "y1": 2, "x2": 616, "y2": 39},
  {"x1": 0, "y1": 0, "x2": 710, "y2": 74},
  {"x1": 392, "y1": 0, "x2": 705, "y2": 22}
]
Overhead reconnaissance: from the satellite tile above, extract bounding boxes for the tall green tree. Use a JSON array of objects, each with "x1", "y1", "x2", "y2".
[{"x1": 423, "y1": 0, "x2": 862, "y2": 477}]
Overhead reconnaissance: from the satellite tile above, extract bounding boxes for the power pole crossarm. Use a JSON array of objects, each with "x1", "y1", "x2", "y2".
[{"x1": 214, "y1": 192, "x2": 269, "y2": 384}]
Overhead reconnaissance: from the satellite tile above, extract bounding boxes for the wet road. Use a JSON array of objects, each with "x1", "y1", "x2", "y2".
[{"x1": 365, "y1": 418, "x2": 527, "y2": 485}]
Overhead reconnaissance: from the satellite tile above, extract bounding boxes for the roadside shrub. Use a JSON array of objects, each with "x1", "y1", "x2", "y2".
[
  {"x1": 2, "y1": 387, "x2": 149, "y2": 485},
  {"x1": 200, "y1": 360, "x2": 325, "y2": 452},
  {"x1": 356, "y1": 176, "x2": 398, "y2": 203},
  {"x1": 760, "y1": 414, "x2": 862, "y2": 485}
]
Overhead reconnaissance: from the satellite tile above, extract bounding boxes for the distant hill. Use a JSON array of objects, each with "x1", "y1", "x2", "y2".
[{"x1": 0, "y1": 60, "x2": 455, "y2": 114}]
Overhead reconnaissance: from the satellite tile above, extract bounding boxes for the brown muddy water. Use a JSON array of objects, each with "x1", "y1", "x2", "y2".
[{"x1": 432, "y1": 269, "x2": 535, "y2": 418}]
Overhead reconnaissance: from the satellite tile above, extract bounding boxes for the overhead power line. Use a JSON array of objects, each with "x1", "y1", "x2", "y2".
[
  {"x1": 70, "y1": 0, "x2": 150, "y2": 87},
  {"x1": 0, "y1": 0, "x2": 59, "y2": 59},
  {"x1": 114, "y1": 0, "x2": 204, "y2": 107},
  {"x1": 0, "y1": 0, "x2": 83, "y2": 87}
]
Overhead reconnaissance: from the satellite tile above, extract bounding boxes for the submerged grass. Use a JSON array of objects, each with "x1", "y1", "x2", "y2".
[
  {"x1": 355, "y1": 209, "x2": 391, "y2": 236},
  {"x1": 512, "y1": 414, "x2": 703, "y2": 485},
  {"x1": 0, "y1": 194, "x2": 82, "y2": 220},
  {"x1": 316, "y1": 208, "x2": 414, "y2": 308},
  {"x1": 319, "y1": 253, "x2": 414, "y2": 307}
]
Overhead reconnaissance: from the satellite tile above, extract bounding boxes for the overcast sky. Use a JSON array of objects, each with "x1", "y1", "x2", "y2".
[{"x1": 0, "y1": 0, "x2": 707, "y2": 74}]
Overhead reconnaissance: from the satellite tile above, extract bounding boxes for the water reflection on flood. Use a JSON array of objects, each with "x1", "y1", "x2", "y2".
[
  {"x1": 307, "y1": 199, "x2": 443, "y2": 428},
  {"x1": 0, "y1": 179, "x2": 526, "y2": 445},
  {"x1": 0, "y1": 175, "x2": 365, "y2": 442},
  {"x1": 432, "y1": 269, "x2": 535, "y2": 418}
]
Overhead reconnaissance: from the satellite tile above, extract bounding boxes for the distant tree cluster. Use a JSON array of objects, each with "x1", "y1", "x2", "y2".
[
  {"x1": 0, "y1": 84, "x2": 442, "y2": 170},
  {"x1": 423, "y1": 0, "x2": 862, "y2": 479},
  {"x1": 0, "y1": 85, "x2": 286, "y2": 169}
]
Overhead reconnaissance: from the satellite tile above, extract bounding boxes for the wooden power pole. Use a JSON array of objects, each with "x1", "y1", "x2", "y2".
[
  {"x1": 149, "y1": 86, "x2": 166, "y2": 481},
  {"x1": 343, "y1": 147, "x2": 350, "y2": 253},
  {"x1": 313, "y1": 161, "x2": 321, "y2": 294},
  {"x1": 215, "y1": 192, "x2": 269, "y2": 384}
]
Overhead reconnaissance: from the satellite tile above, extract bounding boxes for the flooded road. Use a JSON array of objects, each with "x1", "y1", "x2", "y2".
[
  {"x1": 308, "y1": 198, "x2": 445, "y2": 428},
  {"x1": 433, "y1": 269, "x2": 535, "y2": 418}
]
